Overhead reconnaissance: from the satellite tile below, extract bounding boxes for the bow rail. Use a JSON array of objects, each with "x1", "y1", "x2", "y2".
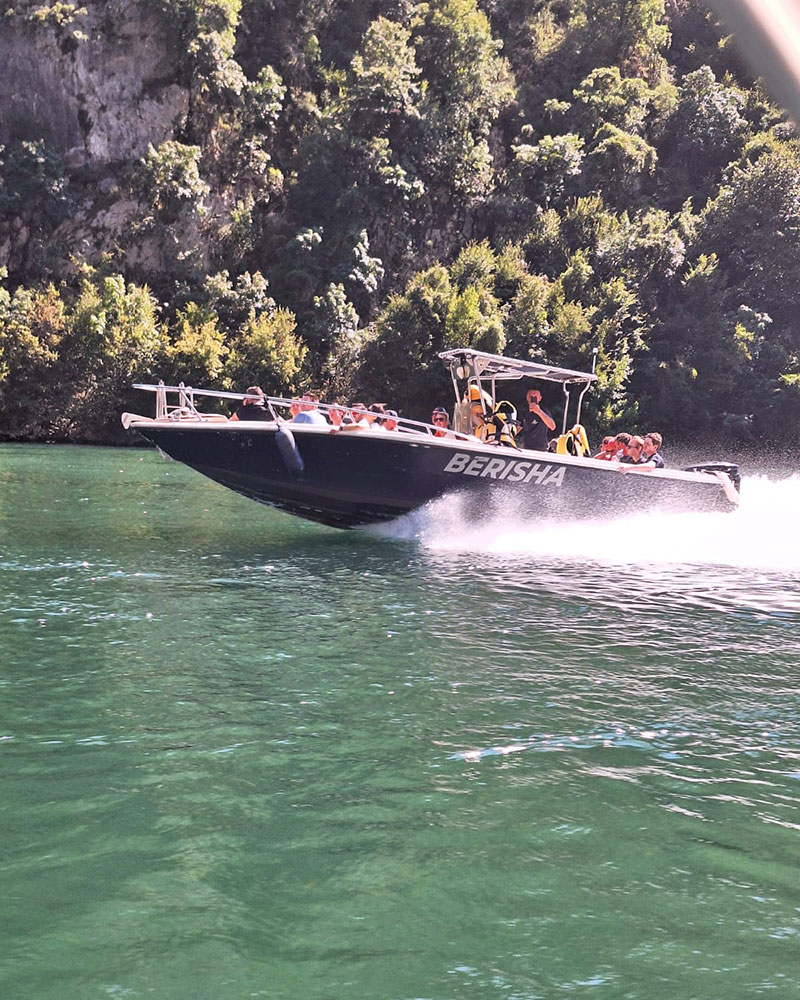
[{"x1": 124, "y1": 381, "x2": 476, "y2": 441}]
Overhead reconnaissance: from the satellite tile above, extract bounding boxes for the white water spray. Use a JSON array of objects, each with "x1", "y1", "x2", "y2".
[{"x1": 376, "y1": 475, "x2": 800, "y2": 573}]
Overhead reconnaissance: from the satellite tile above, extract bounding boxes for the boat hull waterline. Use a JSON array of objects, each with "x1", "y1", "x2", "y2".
[{"x1": 132, "y1": 421, "x2": 739, "y2": 529}]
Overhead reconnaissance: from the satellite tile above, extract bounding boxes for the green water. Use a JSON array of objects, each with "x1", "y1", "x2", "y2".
[{"x1": 2, "y1": 443, "x2": 800, "y2": 999}]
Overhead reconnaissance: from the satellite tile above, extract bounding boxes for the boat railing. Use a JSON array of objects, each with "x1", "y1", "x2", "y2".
[{"x1": 129, "y1": 381, "x2": 477, "y2": 442}]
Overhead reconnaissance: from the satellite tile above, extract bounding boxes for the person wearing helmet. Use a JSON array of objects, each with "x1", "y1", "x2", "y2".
[{"x1": 467, "y1": 383, "x2": 493, "y2": 437}]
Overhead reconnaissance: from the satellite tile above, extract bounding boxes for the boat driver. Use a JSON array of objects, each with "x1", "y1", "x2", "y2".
[{"x1": 521, "y1": 388, "x2": 555, "y2": 451}]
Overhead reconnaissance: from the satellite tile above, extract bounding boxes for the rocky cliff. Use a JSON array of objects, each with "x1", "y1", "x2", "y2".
[
  {"x1": 1, "y1": 0, "x2": 186, "y2": 166},
  {"x1": 0, "y1": 0, "x2": 196, "y2": 278}
]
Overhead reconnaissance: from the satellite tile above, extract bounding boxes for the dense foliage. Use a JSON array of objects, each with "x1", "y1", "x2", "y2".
[{"x1": 1, "y1": 0, "x2": 799, "y2": 443}]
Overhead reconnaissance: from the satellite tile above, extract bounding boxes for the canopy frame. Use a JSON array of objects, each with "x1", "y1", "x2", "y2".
[{"x1": 439, "y1": 348, "x2": 597, "y2": 435}]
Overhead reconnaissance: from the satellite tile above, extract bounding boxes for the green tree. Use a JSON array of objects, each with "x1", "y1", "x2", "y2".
[
  {"x1": 413, "y1": 0, "x2": 514, "y2": 195},
  {"x1": 360, "y1": 264, "x2": 455, "y2": 412},
  {"x1": 588, "y1": 123, "x2": 657, "y2": 200},
  {"x1": 203, "y1": 270, "x2": 272, "y2": 331},
  {"x1": 514, "y1": 132, "x2": 585, "y2": 206},
  {"x1": 445, "y1": 284, "x2": 505, "y2": 354},
  {"x1": 595, "y1": 208, "x2": 686, "y2": 306},
  {"x1": 699, "y1": 141, "x2": 800, "y2": 330},
  {"x1": 164, "y1": 301, "x2": 228, "y2": 386},
  {"x1": 149, "y1": 0, "x2": 244, "y2": 100},
  {"x1": 60, "y1": 272, "x2": 167, "y2": 440},
  {"x1": 664, "y1": 66, "x2": 748, "y2": 185},
  {"x1": 223, "y1": 306, "x2": 306, "y2": 396},
  {"x1": 571, "y1": 66, "x2": 654, "y2": 135},
  {"x1": 134, "y1": 142, "x2": 210, "y2": 225},
  {"x1": 0, "y1": 139, "x2": 71, "y2": 226},
  {"x1": 347, "y1": 17, "x2": 422, "y2": 138},
  {"x1": 635, "y1": 253, "x2": 768, "y2": 437},
  {"x1": 0, "y1": 281, "x2": 66, "y2": 438},
  {"x1": 313, "y1": 283, "x2": 368, "y2": 399},
  {"x1": 569, "y1": 0, "x2": 669, "y2": 77}
]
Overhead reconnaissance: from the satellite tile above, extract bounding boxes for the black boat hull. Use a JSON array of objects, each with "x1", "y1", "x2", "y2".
[{"x1": 134, "y1": 422, "x2": 739, "y2": 529}]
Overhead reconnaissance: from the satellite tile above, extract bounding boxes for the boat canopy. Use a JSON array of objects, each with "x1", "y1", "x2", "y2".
[
  {"x1": 440, "y1": 347, "x2": 597, "y2": 436},
  {"x1": 439, "y1": 348, "x2": 597, "y2": 385}
]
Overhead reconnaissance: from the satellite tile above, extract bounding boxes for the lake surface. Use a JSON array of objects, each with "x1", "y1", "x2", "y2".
[{"x1": 2, "y1": 442, "x2": 800, "y2": 999}]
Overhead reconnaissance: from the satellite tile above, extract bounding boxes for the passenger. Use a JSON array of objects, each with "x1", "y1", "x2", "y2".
[
  {"x1": 332, "y1": 402, "x2": 370, "y2": 432},
  {"x1": 292, "y1": 391, "x2": 328, "y2": 426},
  {"x1": 620, "y1": 435, "x2": 645, "y2": 465},
  {"x1": 613, "y1": 432, "x2": 632, "y2": 461},
  {"x1": 328, "y1": 404, "x2": 346, "y2": 427},
  {"x1": 467, "y1": 383, "x2": 493, "y2": 436},
  {"x1": 521, "y1": 388, "x2": 556, "y2": 452},
  {"x1": 367, "y1": 403, "x2": 389, "y2": 431},
  {"x1": 384, "y1": 408, "x2": 399, "y2": 432},
  {"x1": 328, "y1": 406, "x2": 355, "y2": 433},
  {"x1": 350, "y1": 403, "x2": 370, "y2": 427},
  {"x1": 431, "y1": 407, "x2": 452, "y2": 437},
  {"x1": 231, "y1": 386, "x2": 269, "y2": 421},
  {"x1": 640, "y1": 432, "x2": 665, "y2": 469},
  {"x1": 594, "y1": 436, "x2": 617, "y2": 460}
]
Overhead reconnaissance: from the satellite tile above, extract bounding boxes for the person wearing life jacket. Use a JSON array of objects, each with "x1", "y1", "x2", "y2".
[
  {"x1": 483, "y1": 400, "x2": 520, "y2": 448},
  {"x1": 467, "y1": 382, "x2": 493, "y2": 438},
  {"x1": 521, "y1": 388, "x2": 555, "y2": 451}
]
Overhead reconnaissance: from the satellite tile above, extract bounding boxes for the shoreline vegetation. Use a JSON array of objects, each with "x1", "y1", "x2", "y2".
[{"x1": 2, "y1": 2, "x2": 800, "y2": 449}]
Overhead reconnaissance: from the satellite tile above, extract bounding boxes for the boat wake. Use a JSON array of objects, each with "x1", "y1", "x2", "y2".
[{"x1": 374, "y1": 474, "x2": 799, "y2": 573}]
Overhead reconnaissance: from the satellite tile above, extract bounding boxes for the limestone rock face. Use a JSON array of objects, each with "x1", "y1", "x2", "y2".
[{"x1": 0, "y1": 0, "x2": 188, "y2": 166}]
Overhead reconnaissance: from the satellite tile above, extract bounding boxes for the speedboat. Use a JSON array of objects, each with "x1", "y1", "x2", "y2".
[{"x1": 121, "y1": 348, "x2": 740, "y2": 529}]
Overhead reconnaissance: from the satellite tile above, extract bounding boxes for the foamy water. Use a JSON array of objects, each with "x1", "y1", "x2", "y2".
[{"x1": 379, "y1": 475, "x2": 800, "y2": 571}]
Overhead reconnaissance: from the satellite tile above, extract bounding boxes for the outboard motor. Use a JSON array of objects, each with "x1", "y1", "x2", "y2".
[{"x1": 683, "y1": 462, "x2": 741, "y2": 493}]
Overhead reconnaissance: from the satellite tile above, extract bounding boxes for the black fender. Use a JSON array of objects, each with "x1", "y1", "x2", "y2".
[{"x1": 276, "y1": 425, "x2": 305, "y2": 476}]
